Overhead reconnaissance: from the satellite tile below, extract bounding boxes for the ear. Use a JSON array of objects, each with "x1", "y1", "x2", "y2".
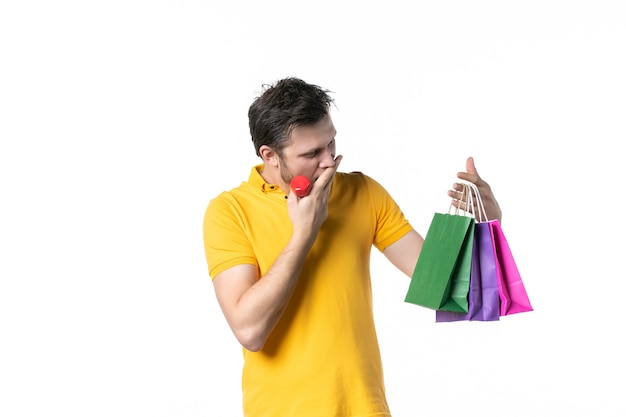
[{"x1": 259, "y1": 145, "x2": 280, "y2": 168}]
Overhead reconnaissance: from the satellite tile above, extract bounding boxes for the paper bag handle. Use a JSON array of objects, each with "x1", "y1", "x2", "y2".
[{"x1": 466, "y1": 182, "x2": 488, "y2": 222}]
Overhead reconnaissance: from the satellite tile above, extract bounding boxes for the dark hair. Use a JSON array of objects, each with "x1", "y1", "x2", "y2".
[{"x1": 248, "y1": 77, "x2": 334, "y2": 157}]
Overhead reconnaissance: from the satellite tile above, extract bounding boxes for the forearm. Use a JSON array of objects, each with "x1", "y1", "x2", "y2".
[{"x1": 231, "y1": 230, "x2": 316, "y2": 351}]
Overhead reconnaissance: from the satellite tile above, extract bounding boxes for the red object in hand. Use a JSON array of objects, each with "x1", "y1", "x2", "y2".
[{"x1": 290, "y1": 175, "x2": 312, "y2": 198}]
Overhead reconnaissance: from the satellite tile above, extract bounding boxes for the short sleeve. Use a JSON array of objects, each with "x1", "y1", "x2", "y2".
[
  {"x1": 203, "y1": 193, "x2": 259, "y2": 279},
  {"x1": 363, "y1": 175, "x2": 414, "y2": 252}
]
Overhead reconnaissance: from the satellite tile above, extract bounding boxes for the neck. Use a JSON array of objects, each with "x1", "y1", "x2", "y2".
[{"x1": 259, "y1": 165, "x2": 289, "y2": 193}]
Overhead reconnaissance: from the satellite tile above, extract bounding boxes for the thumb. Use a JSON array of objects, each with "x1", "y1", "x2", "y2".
[
  {"x1": 286, "y1": 187, "x2": 299, "y2": 203},
  {"x1": 466, "y1": 156, "x2": 477, "y2": 175}
]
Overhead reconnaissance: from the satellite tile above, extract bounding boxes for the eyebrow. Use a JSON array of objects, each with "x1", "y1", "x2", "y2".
[{"x1": 297, "y1": 137, "x2": 336, "y2": 157}]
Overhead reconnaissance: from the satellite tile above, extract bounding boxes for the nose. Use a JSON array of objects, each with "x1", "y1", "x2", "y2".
[{"x1": 319, "y1": 148, "x2": 336, "y2": 168}]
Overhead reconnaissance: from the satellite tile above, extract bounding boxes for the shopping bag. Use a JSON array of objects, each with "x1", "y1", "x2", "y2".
[
  {"x1": 435, "y1": 231, "x2": 481, "y2": 322},
  {"x1": 435, "y1": 185, "x2": 500, "y2": 322},
  {"x1": 490, "y1": 220, "x2": 533, "y2": 315},
  {"x1": 435, "y1": 222, "x2": 501, "y2": 322},
  {"x1": 470, "y1": 221, "x2": 501, "y2": 320},
  {"x1": 405, "y1": 186, "x2": 475, "y2": 312},
  {"x1": 405, "y1": 213, "x2": 474, "y2": 312},
  {"x1": 435, "y1": 182, "x2": 531, "y2": 321}
]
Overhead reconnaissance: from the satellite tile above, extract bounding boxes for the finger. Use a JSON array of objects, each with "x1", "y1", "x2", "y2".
[
  {"x1": 457, "y1": 157, "x2": 482, "y2": 184},
  {"x1": 286, "y1": 187, "x2": 298, "y2": 203},
  {"x1": 448, "y1": 188, "x2": 463, "y2": 200},
  {"x1": 465, "y1": 156, "x2": 477, "y2": 175},
  {"x1": 451, "y1": 182, "x2": 465, "y2": 193},
  {"x1": 448, "y1": 182, "x2": 468, "y2": 199},
  {"x1": 328, "y1": 155, "x2": 343, "y2": 176},
  {"x1": 315, "y1": 155, "x2": 343, "y2": 191}
]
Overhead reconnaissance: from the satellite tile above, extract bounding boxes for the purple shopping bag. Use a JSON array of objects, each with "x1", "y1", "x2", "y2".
[
  {"x1": 436, "y1": 222, "x2": 500, "y2": 322},
  {"x1": 472, "y1": 221, "x2": 501, "y2": 320},
  {"x1": 490, "y1": 220, "x2": 533, "y2": 316}
]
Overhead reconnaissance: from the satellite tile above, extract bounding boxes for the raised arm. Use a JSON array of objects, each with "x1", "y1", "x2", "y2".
[{"x1": 212, "y1": 157, "x2": 342, "y2": 352}]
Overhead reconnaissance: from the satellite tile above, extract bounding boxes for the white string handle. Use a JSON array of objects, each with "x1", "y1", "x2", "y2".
[
  {"x1": 467, "y1": 182, "x2": 488, "y2": 222},
  {"x1": 449, "y1": 183, "x2": 475, "y2": 218},
  {"x1": 449, "y1": 182, "x2": 488, "y2": 222}
]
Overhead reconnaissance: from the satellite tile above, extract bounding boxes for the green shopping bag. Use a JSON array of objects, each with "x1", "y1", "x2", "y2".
[{"x1": 405, "y1": 212, "x2": 475, "y2": 312}]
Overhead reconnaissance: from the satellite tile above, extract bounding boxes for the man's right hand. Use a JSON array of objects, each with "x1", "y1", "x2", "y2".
[{"x1": 286, "y1": 155, "x2": 343, "y2": 235}]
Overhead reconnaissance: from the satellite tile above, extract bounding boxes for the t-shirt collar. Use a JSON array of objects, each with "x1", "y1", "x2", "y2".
[{"x1": 249, "y1": 164, "x2": 286, "y2": 196}]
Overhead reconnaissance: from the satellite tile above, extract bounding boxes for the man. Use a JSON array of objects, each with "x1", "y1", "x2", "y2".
[{"x1": 203, "y1": 77, "x2": 502, "y2": 417}]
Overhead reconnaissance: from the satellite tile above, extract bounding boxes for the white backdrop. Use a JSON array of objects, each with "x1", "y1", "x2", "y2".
[{"x1": 1, "y1": 1, "x2": 625, "y2": 416}]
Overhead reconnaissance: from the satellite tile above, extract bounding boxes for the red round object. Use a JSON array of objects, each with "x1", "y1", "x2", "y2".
[{"x1": 290, "y1": 175, "x2": 312, "y2": 197}]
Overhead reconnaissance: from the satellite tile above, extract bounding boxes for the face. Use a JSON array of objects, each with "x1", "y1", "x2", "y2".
[{"x1": 275, "y1": 114, "x2": 337, "y2": 186}]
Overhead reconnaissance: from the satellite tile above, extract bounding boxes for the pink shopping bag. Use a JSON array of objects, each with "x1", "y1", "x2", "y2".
[{"x1": 490, "y1": 220, "x2": 533, "y2": 315}]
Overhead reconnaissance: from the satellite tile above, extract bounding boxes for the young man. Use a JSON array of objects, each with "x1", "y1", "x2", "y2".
[{"x1": 203, "y1": 77, "x2": 502, "y2": 417}]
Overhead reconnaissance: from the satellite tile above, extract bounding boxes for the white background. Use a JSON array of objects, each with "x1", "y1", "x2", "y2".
[{"x1": 1, "y1": 1, "x2": 625, "y2": 416}]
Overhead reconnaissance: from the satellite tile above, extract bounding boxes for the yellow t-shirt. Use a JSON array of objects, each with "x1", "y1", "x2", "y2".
[{"x1": 203, "y1": 165, "x2": 413, "y2": 417}]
